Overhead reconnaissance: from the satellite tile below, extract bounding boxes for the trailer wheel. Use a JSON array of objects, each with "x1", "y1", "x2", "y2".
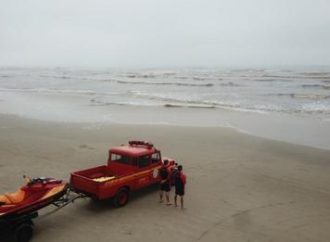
[
  {"x1": 15, "y1": 222, "x2": 33, "y2": 242},
  {"x1": 0, "y1": 220, "x2": 10, "y2": 238},
  {"x1": 113, "y1": 188, "x2": 129, "y2": 208}
]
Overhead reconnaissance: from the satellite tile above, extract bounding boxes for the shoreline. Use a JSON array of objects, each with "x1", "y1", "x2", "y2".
[{"x1": 1, "y1": 112, "x2": 330, "y2": 151}]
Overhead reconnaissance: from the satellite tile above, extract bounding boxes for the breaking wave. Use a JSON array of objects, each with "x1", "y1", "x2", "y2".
[
  {"x1": 301, "y1": 84, "x2": 330, "y2": 90},
  {"x1": 39, "y1": 75, "x2": 73, "y2": 79},
  {"x1": 260, "y1": 74, "x2": 330, "y2": 80},
  {"x1": 89, "y1": 96, "x2": 330, "y2": 115},
  {"x1": 125, "y1": 73, "x2": 157, "y2": 78},
  {"x1": 301, "y1": 72, "x2": 330, "y2": 76},
  {"x1": 116, "y1": 80, "x2": 214, "y2": 87},
  {"x1": 0, "y1": 87, "x2": 103, "y2": 96},
  {"x1": 273, "y1": 93, "x2": 330, "y2": 100},
  {"x1": 219, "y1": 82, "x2": 240, "y2": 87}
]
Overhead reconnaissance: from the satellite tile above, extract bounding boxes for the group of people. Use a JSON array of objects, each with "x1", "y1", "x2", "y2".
[{"x1": 159, "y1": 160, "x2": 186, "y2": 209}]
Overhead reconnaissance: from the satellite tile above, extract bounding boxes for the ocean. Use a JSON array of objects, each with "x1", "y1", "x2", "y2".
[{"x1": 0, "y1": 67, "x2": 330, "y2": 149}]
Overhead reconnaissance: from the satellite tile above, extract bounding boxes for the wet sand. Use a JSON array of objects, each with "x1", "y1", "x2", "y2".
[{"x1": 1, "y1": 114, "x2": 330, "y2": 242}]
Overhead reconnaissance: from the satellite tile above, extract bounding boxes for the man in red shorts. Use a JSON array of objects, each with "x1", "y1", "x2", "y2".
[{"x1": 159, "y1": 160, "x2": 171, "y2": 205}]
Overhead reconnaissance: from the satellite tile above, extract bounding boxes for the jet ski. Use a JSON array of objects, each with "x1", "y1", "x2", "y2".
[
  {"x1": 0, "y1": 177, "x2": 68, "y2": 220},
  {"x1": 0, "y1": 177, "x2": 68, "y2": 242}
]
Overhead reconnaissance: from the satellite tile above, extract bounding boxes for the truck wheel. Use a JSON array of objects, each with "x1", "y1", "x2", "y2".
[
  {"x1": 113, "y1": 188, "x2": 129, "y2": 208},
  {"x1": 15, "y1": 222, "x2": 33, "y2": 242}
]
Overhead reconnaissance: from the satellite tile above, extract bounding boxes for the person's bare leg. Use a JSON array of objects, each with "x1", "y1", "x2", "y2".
[
  {"x1": 166, "y1": 192, "x2": 171, "y2": 205},
  {"x1": 180, "y1": 196, "x2": 184, "y2": 209},
  {"x1": 174, "y1": 194, "x2": 177, "y2": 207},
  {"x1": 159, "y1": 191, "x2": 164, "y2": 203}
]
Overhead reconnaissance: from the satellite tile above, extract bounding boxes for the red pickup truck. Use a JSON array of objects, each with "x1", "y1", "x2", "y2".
[{"x1": 70, "y1": 141, "x2": 175, "y2": 207}]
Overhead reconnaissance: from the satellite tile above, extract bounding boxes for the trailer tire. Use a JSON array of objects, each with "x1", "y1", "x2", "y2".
[
  {"x1": 0, "y1": 220, "x2": 10, "y2": 238},
  {"x1": 15, "y1": 222, "x2": 33, "y2": 242},
  {"x1": 113, "y1": 188, "x2": 129, "y2": 208}
]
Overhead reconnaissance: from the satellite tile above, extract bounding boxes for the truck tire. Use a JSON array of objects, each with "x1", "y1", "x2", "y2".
[
  {"x1": 113, "y1": 188, "x2": 129, "y2": 208},
  {"x1": 15, "y1": 222, "x2": 33, "y2": 242}
]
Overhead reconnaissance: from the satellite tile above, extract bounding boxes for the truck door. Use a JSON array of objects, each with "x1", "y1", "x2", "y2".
[
  {"x1": 134, "y1": 155, "x2": 152, "y2": 189},
  {"x1": 150, "y1": 152, "x2": 162, "y2": 182}
]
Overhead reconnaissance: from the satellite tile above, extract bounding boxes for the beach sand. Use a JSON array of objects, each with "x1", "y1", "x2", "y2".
[{"x1": 1, "y1": 114, "x2": 330, "y2": 242}]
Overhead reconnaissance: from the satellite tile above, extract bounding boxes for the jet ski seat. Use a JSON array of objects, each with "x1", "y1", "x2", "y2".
[{"x1": 0, "y1": 189, "x2": 26, "y2": 205}]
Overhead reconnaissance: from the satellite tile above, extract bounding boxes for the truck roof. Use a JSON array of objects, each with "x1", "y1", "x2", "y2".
[{"x1": 110, "y1": 141, "x2": 157, "y2": 157}]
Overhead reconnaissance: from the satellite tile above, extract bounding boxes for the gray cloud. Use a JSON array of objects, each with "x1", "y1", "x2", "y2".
[{"x1": 0, "y1": 0, "x2": 330, "y2": 68}]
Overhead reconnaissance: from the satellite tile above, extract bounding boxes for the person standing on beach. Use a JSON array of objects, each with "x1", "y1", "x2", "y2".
[
  {"x1": 170, "y1": 162, "x2": 178, "y2": 186},
  {"x1": 174, "y1": 165, "x2": 186, "y2": 209},
  {"x1": 159, "y1": 160, "x2": 171, "y2": 205}
]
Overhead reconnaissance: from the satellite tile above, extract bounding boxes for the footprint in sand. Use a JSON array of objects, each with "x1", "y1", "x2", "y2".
[{"x1": 79, "y1": 144, "x2": 95, "y2": 150}]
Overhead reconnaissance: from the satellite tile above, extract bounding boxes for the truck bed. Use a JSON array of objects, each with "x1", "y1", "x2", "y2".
[{"x1": 70, "y1": 163, "x2": 138, "y2": 200}]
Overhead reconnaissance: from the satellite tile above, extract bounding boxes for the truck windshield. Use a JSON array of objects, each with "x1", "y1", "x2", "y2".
[
  {"x1": 138, "y1": 155, "x2": 151, "y2": 168},
  {"x1": 111, "y1": 153, "x2": 131, "y2": 165}
]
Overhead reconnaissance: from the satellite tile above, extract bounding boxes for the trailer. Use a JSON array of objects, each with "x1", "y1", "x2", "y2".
[{"x1": 0, "y1": 178, "x2": 71, "y2": 242}]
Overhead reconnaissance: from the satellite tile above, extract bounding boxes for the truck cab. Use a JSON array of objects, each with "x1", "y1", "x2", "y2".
[{"x1": 107, "y1": 141, "x2": 162, "y2": 188}]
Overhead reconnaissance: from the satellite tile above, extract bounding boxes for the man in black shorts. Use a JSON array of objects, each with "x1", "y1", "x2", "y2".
[
  {"x1": 159, "y1": 160, "x2": 171, "y2": 205},
  {"x1": 174, "y1": 165, "x2": 186, "y2": 209}
]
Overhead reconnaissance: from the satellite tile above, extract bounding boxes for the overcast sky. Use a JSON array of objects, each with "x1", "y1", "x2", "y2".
[{"x1": 1, "y1": 0, "x2": 330, "y2": 68}]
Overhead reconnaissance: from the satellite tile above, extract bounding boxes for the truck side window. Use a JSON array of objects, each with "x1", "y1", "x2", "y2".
[
  {"x1": 151, "y1": 152, "x2": 161, "y2": 164},
  {"x1": 111, "y1": 154, "x2": 121, "y2": 161},
  {"x1": 111, "y1": 154, "x2": 130, "y2": 165},
  {"x1": 138, "y1": 155, "x2": 150, "y2": 168},
  {"x1": 131, "y1": 158, "x2": 137, "y2": 167}
]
